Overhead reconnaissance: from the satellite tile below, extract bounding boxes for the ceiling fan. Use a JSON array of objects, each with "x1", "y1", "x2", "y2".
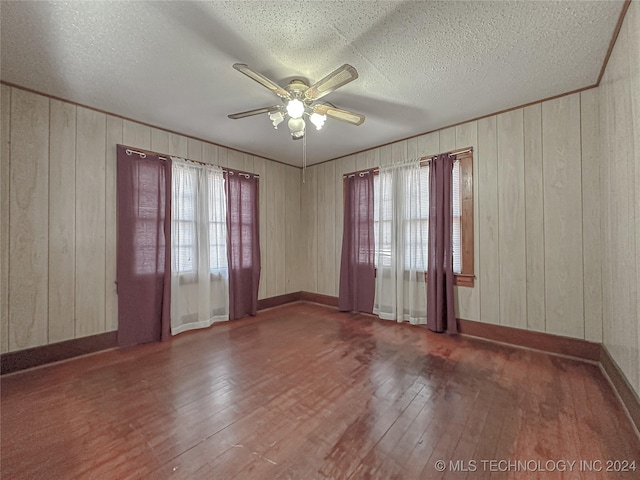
[{"x1": 228, "y1": 63, "x2": 365, "y2": 140}]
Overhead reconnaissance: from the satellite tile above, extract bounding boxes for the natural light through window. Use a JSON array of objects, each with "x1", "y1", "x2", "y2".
[{"x1": 373, "y1": 160, "x2": 462, "y2": 275}]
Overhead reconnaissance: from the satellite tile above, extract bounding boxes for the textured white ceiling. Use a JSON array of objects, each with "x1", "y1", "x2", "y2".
[{"x1": 0, "y1": 1, "x2": 624, "y2": 166}]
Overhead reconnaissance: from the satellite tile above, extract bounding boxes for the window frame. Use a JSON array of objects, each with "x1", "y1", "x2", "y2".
[
  {"x1": 453, "y1": 150, "x2": 474, "y2": 287},
  {"x1": 369, "y1": 149, "x2": 475, "y2": 287}
]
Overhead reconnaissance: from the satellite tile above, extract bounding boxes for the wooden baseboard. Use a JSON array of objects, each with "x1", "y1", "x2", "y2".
[
  {"x1": 600, "y1": 345, "x2": 640, "y2": 434},
  {"x1": 1, "y1": 331, "x2": 118, "y2": 375},
  {"x1": 458, "y1": 319, "x2": 601, "y2": 361},
  {"x1": 257, "y1": 292, "x2": 302, "y2": 310},
  {"x1": 300, "y1": 291, "x2": 340, "y2": 307}
]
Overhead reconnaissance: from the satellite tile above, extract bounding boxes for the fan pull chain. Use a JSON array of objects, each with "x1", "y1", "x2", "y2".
[{"x1": 302, "y1": 132, "x2": 307, "y2": 184}]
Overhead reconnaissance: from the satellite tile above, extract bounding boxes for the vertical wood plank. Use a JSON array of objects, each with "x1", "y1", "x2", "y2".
[
  {"x1": 439, "y1": 126, "x2": 456, "y2": 151},
  {"x1": 355, "y1": 152, "x2": 368, "y2": 171},
  {"x1": 580, "y1": 89, "x2": 603, "y2": 343},
  {"x1": 274, "y1": 163, "x2": 286, "y2": 295},
  {"x1": 105, "y1": 115, "x2": 122, "y2": 332},
  {"x1": 523, "y1": 104, "x2": 546, "y2": 333},
  {"x1": 227, "y1": 150, "x2": 244, "y2": 171},
  {"x1": 475, "y1": 116, "x2": 500, "y2": 324},
  {"x1": 284, "y1": 166, "x2": 301, "y2": 294},
  {"x1": 9, "y1": 89, "x2": 49, "y2": 350},
  {"x1": 378, "y1": 145, "x2": 392, "y2": 167},
  {"x1": 253, "y1": 157, "x2": 268, "y2": 299},
  {"x1": 243, "y1": 154, "x2": 255, "y2": 173},
  {"x1": 75, "y1": 107, "x2": 106, "y2": 337},
  {"x1": 168, "y1": 133, "x2": 188, "y2": 157},
  {"x1": 202, "y1": 142, "x2": 218, "y2": 166},
  {"x1": 317, "y1": 163, "x2": 336, "y2": 295},
  {"x1": 391, "y1": 139, "x2": 407, "y2": 163},
  {"x1": 455, "y1": 121, "x2": 479, "y2": 321},
  {"x1": 497, "y1": 109, "x2": 527, "y2": 329},
  {"x1": 315, "y1": 163, "x2": 327, "y2": 294},
  {"x1": 406, "y1": 137, "x2": 418, "y2": 160},
  {"x1": 302, "y1": 166, "x2": 318, "y2": 293},
  {"x1": 150, "y1": 128, "x2": 170, "y2": 154},
  {"x1": 48, "y1": 99, "x2": 76, "y2": 343},
  {"x1": 217, "y1": 147, "x2": 228, "y2": 168},
  {"x1": 624, "y1": 0, "x2": 640, "y2": 394},
  {"x1": 122, "y1": 120, "x2": 150, "y2": 150},
  {"x1": 417, "y1": 132, "x2": 439, "y2": 158},
  {"x1": 265, "y1": 160, "x2": 278, "y2": 297},
  {"x1": 542, "y1": 94, "x2": 584, "y2": 339},
  {"x1": 1, "y1": 85, "x2": 11, "y2": 353},
  {"x1": 599, "y1": 55, "x2": 617, "y2": 379},
  {"x1": 364, "y1": 148, "x2": 379, "y2": 169},
  {"x1": 187, "y1": 138, "x2": 203, "y2": 161}
]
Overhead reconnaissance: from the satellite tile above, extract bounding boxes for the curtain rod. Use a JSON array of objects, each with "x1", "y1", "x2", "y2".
[
  {"x1": 342, "y1": 147, "x2": 473, "y2": 178},
  {"x1": 126, "y1": 148, "x2": 167, "y2": 160},
  {"x1": 124, "y1": 147, "x2": 259, "y2": 178},
  {"x1": 178, "y1": 157, "x2": 260, "y2": 179}
]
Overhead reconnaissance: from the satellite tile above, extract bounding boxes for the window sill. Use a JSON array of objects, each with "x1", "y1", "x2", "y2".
[
  {"x1": 454, "y1": 274, "x2": 475, "y2": 287},
  {"x1": 176, "y1": 270, "x2": 228, "y2": 285},
  {"x1": 374, "y1": 268, "x2": 475, "y2": 287}
]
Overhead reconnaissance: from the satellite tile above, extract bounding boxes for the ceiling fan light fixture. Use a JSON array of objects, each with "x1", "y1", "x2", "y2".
[
  {"x1": 228, "y1": 63, "x2": 365, "y2": 142},
  {"x1": 269, "y1": 110, "x2": 285, "y2": 128},
  {"x1": 286, "y1": 99, "x2": 305, "y2": 119},
  {"x1": 288, "y1": 116, "x2": 305, "y2": 138},
  {"x1": 309, "y1": 112, "x2": 326, "y2": 130}
]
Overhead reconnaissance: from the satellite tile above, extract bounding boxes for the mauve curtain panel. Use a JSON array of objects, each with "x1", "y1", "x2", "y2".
[
  {"x1": 225, "y1": 171, "x2": 261, "y2": 320},
  {"x1": 339, "y1": 170, "x2": 376, "y2": 313},
  {"x1": 427, "y1": 153, "x2": 457, "y2": 334},
  {"x1": 116, "y1": 145, "x2": 172, "y2": 346}
]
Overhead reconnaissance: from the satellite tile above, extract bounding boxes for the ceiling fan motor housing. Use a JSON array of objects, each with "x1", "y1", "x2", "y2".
[{"x1": 286, "y1": 79, "x2": 310, "y2": 101}]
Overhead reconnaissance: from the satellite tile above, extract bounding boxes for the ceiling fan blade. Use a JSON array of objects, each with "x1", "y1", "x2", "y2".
[
  {"x1": 304, "y1": 64, "x2": 358, "y2": 101},
  {"x1": 227, "y1": 105, "x2": 282, "y2": 119},
  {"x1": 313, "y1": 104, "x2": 365, "y2": 126},
  {"x1": 233, "y1": 64, "x2": 291, "y2": 100}
]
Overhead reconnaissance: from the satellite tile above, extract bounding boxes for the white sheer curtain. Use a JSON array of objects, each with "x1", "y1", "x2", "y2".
[
  {"x1": 170, "y1": 158, "x2": 229, "y2": 335},
  {"x1": 373, "y1": 161, "x2": 429, "y2": 324}
]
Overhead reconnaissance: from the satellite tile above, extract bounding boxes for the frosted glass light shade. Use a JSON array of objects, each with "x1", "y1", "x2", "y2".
[{"x1": 310, "y1": 113, "x2": 326, "y2": 130}]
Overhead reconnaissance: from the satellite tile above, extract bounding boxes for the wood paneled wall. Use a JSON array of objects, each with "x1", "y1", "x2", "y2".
[
  {"x1": 303, "y1": 91, "x2": 603, "y2": 344},
  {"x1": 599, "y1": 0, "x2": 640, "y2": 396},
  {"x1": 0, "y1": 86, "x2": 301, "y2": 353}
]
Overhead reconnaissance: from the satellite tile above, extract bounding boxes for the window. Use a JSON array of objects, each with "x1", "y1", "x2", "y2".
[
  {"x1": 403, "y1": 165, "x2": 430, "y2": 271},
  {"x1": 452, "y1": 159, "x2": 461, "y2": 274},
  {"x1": 373, "y1": 150, "x2": 474, "y2": 286},
  {"x1": 173, "y1": 166, "x2": 197, "y2": 274},
  {"x1": 207, "y1": 169, "x2": 228, "y2": 273},
  {"x1": 373, "y1": 165, "x2": 430, "y2": 271},
  {"x1": 172, "y1": 163, "x2": 228, "y2": 276},
  {"x1": 373, "y1": 172, "x2": 392, "y2": 268}
]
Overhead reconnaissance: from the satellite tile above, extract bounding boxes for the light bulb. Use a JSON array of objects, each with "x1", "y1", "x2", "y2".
[
  {"x1": 286, "y1": 99, "x2": 304, "y2": 119},
  {"x1": 309, "y1": 113, "x2": 326, "y2": 130}
]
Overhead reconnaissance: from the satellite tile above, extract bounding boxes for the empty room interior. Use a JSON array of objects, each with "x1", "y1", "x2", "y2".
[{"x1": 1, "y1": 1, "x2": 640, "y2": 479}]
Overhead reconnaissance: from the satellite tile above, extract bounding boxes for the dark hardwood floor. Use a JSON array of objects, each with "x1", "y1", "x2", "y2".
[{"x1": 1, "y1": 302, "x2": 639, "y2": 479}]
